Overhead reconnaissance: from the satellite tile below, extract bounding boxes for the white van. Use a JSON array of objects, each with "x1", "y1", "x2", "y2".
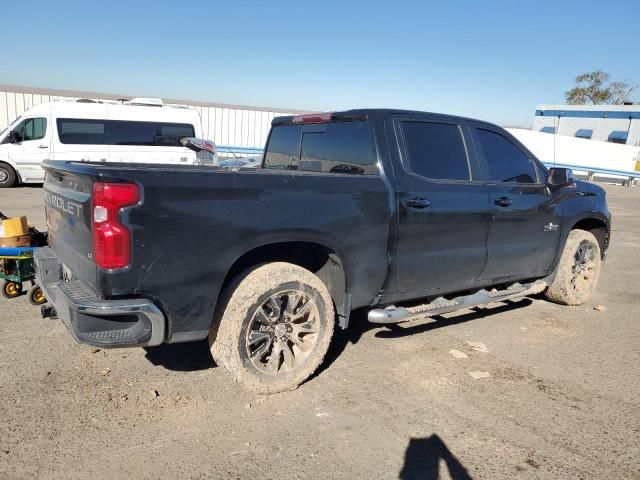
[{"x1": 0, "y1": 98, "x2": 204, "y2": 187}]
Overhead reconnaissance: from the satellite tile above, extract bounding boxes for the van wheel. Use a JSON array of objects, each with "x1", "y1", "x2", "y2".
[
  {"x1": 0, "y1": 163, "x2": 17, "y2": 188},
  {"x1": 210, "y1": 262, "x2": 335, "y2": 394},
  {"x1": 544, "y1": 230, "x2": 602, "y2": 305}
]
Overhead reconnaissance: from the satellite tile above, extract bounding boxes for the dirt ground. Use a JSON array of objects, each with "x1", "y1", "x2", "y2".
[{"x1": 0, "y1": 183, "x2": 639, "y2": 480}]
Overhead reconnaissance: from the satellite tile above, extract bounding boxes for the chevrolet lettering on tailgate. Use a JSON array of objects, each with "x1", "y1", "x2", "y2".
[{"x1": 44, "y1": 190, "x2": 84, "y2": 218}]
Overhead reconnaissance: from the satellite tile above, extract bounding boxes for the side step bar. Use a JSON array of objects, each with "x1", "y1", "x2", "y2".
[{"x1": 368, "y1": 280, "x2": 547, "y2": 324}]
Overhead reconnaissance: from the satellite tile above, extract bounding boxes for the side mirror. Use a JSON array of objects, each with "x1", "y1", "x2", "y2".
[
  {"x1": 547, "y1": 167, "x2": 575, "y2": 188},
  {"x1": 8, "y1": 130, "x2": 20, "y2": 143},
  {"x1": 180, "y1": 137, "x2": 216, "y2": 155},
  {"x1": 180, "y1": 137, "x2": 217, "y2": 165}
]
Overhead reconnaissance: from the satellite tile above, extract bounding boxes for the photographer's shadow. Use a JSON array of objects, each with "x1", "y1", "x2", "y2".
[{"x1": 400, "y1": 435, "x2": 473, "y2": 480}]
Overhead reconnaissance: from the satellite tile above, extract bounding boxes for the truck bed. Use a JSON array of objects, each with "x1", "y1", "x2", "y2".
[{"x1": 41, "y1": 159, "x2": 393, "y2": 342}]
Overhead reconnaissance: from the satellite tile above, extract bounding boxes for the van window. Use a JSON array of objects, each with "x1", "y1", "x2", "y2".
[
  {"x1": 56, "y1": 119, "x2": 195, "y2": 146},
  {"x1": 0, "y1": 116, "x2": 21, "y2": 139},
  {"x1": 57, "y1": 119, "x2": 106, "y2": 144},
  {"x1": 400, "y1": 121, "x2": 470, "y2": 181},
  {"x1": 2, "y1": 117, "x2": 47, "y2": 143},
  {"x1": 22, "y1": 118, "x2": 47, "y2": 141},
  {"x1": 109, "y1": 121, "x2": 195, "y2": 146},
  {"x1": 475, "y1": 128, "x2": 538, "y2": 183}
]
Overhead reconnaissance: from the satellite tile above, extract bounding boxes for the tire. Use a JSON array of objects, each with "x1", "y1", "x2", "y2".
[
  {"x1": 209, "y1": 262, "x2": 335, "y2": 394},
  {"x1": 544, "y1": 230, "x2": 602, "y2": 305},
  {"x1": 0, "y1": 162, "x2": 17, "y2": 188},
  {"x1": 2, "y1": 281, "x2": 23, "y2": 299},
  {"x1": 28, "y1": 285, "x2": 46, "y2": 305}
]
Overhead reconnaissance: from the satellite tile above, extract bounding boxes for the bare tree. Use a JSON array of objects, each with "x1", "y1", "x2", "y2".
[
  {"x1": 565, "y1": 70, "x2": 637, "y2": 105},
  {"x1": 609, "y1": 81, "x2": 638, "y2": 105}
]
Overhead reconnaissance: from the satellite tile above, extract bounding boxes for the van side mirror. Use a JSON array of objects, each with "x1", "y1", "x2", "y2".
[
  {"x1": 180, "y1": 137, "x2": 216, "y2": 155},
  {"x1": 547, "y1": 167, "x2": 575, "y2": 188},
  {"x1": 8, "y1": 130, "x2": 20, "y2": 144}
]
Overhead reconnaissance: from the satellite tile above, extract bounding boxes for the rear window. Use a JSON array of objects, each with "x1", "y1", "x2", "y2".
[
  {"x1": 263, "y1": 125, "x2": 301, "y2": 170},
  {"x1": 264, "y1": 121, "x2": 377, "y2": 175},
  {"x1": 56, "y1": 118, "x2": 195, "y2": 146},
  {"x1": 400, "y1": 121, "x2": 470, "y2": 181}
]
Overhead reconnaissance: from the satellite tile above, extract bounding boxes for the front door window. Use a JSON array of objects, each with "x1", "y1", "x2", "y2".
[{"x1": 7, "y1": 117, "x2": 48, "y2": 143}]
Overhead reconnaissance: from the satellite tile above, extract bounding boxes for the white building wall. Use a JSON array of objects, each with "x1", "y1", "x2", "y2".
[
  {"x1": 0, "y1": 85, "x2": 308, "y2": 148},
  {"x1": 508, "y1": 128, "x2": 640, "y2": 176},
  {"x1": 532, "y1": 104, "x2": 640, "y2": 147}
]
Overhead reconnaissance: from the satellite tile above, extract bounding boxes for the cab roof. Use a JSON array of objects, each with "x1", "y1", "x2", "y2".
[{"x1": 272, "y1": 108, "x2": 501, "y2": 130}]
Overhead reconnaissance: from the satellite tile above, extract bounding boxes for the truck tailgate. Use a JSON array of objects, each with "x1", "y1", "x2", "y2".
[{"x1": 43, "y1": 168, "x2": 97, "y2": 290}]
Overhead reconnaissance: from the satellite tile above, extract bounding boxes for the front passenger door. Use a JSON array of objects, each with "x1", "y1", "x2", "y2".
[
  {"x1": 7, "y1": 117, "x2": 50, "y2": 182},
  {"x1": 472, "y1": 127, "x2": 562, "y2": 282}
]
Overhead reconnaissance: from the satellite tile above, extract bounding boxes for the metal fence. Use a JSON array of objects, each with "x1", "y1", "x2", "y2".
[{"x1": 0, "y1": 85, "x2": 308, "y2": 149}]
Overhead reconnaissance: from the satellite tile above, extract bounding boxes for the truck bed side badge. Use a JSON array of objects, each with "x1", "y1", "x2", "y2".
[{"x1": 544, "y1": 222, "x2": 559, "y2": 232}]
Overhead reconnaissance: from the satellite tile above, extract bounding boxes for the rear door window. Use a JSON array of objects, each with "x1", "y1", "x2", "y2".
[
  {"x1": 263, "y1": 125, "x2": 301, "y2": 170},
  {"x1": 264, "y1": 122, "x2": 377, "y2": 174},
  {"x1": 300, "y1": 122, "x2": 377, "y2": 174},
  {"x1": 400, "y1": 121, "x2": 470, "y2": 181},
  {"x1": 474, "y1": 128, "x2": 538, "y2": 183}
]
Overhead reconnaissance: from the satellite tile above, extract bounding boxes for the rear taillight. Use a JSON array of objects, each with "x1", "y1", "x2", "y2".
[{"x1": 92, "y1": 182, "x2": 140, "y2": 269}]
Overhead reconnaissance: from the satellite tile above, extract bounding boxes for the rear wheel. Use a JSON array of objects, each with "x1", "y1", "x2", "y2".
[
  {"x1": 0, "y1": 162, "x2": 17, "y2": 188},
  {"x1": 28, "y1": 285, "x2": 46, "y2": 305},
  {"x1": 544, "y1": 230, "x2": 602, "y2": 305},
  {"x1": 210, "y1": 262, "x2": 335, "y2": 394},
  {"x1": 2, "y1": 281, "x2": 23, "y2": 299}
]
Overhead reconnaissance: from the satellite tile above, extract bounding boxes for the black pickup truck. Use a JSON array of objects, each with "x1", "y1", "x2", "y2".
[{"x1": 35, "y1": 109, "x2": 611, "y2": 393}]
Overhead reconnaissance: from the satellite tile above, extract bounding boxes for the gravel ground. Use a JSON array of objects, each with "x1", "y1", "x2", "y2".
[{"x1": 0, "y1": 183, "x2": 638, "y2": 480}]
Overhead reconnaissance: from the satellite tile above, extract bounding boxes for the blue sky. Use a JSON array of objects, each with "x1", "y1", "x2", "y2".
[{"x1": 2, "y1": 0, "x2": 638, "y2": 126}]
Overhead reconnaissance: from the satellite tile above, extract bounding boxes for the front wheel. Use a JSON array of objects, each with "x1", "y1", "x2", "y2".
[
  {"x1": 2, "y1": 281, "x2": 23, "y2": 299},
  {"x1": 210, "y1": 262, "x2": 335, "y2": 394},
  {"x1": 544, "y1": 230, "x2": 602, "y2": 305},
  {"x1": 0, "y1": 162, "x2": 17, "y2": 188}
]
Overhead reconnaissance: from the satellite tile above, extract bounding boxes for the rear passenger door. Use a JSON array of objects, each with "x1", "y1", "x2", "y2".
[
  {"x1": 470, "y1": 126, "x2": 562, "y2": 282},
  {"x1": 391, "y1": 116, "x2": 491, "y2": 297}
]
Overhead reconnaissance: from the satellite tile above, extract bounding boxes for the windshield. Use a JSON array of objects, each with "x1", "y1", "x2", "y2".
[{"x1": 0, "y1": 116, "x2": 22, "y2": 139}]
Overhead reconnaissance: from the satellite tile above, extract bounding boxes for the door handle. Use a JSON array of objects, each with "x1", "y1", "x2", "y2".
[
  {"x1": 38, "y1": 145, "x2": 48, "y2": 149},
  {"x1": 494, "y1": 197, "x2": 512, "y2": 207},
  {"x1": 403, "y1": 197, "x2": 431, "y2": 209}
]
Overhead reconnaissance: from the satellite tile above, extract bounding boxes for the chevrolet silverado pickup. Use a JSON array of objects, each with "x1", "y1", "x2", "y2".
[{"x1": 35, "y1": 109, "x2": 611, "y2": 393}]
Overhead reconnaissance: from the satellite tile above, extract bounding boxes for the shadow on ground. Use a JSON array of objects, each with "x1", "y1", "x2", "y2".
[
  {"x1": 399, "y1": 434, "x2": 473, "y2": 480},
  {"x1": 144, "y1": 340, "x2": 216, "y2": 371},
  {"x1": 315, "y1": 298, "x2": 533, "y2": 378},
  {"x1": 144, "y1": 297, "x2": 532, "y2": 375}
]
